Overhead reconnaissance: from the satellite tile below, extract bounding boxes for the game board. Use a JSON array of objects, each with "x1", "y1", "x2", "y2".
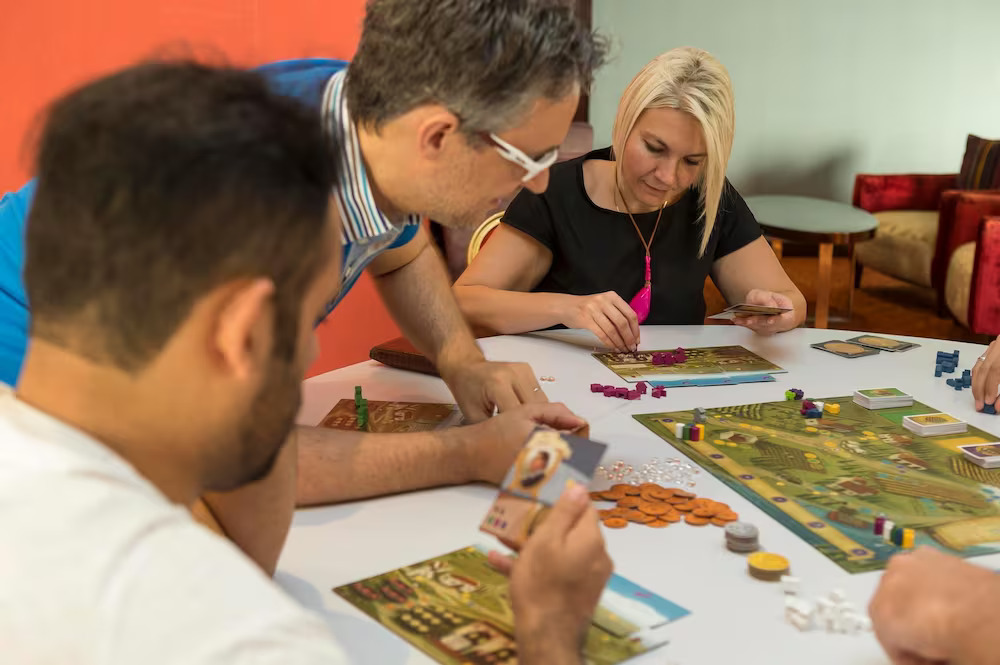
[
  {"x1": 593, "y1": 346, "x2": 785, "y2": 384},
  {"x1": 635, "y1": 396, "x2": 1000, "y2": 573},
  {"x1": 320, "y1": 399, "x2": 463, "y2": 433},
  {"x1": 335, "y1": 545, "x2": 688, "y2": 665}
]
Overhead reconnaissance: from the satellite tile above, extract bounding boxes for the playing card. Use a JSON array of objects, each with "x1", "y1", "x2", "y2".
[
  {"x1": 481, "y1": 427, "x2": 607, "y2": 547},
  {"x1": 707, "y1": 303, "x2": 791, "y2": 320},
  {"x1": 856, "y1": 388, "x2": 912, "y2": 400},
  {"x1": 846, "y1": 335, "x2": 919, "y2": 352},
  {"x1": 811, "y1": 340, "x2": 881, "y2": 358},
  {"x1": 852, "y1": 388, "x2": 914, "y2": 409},
  {"x1": 479, "y1": 493, "x2": 551, "y2": 544},
  {"x1": 909, "y1": 413, "x2": 962, "y2": 427},
  {"x1": 903, "y1": 413, "x2": 967, "y2": 436},
  {"x1": 958, "y1": 443, "x2": 1000, "y2": 468}
]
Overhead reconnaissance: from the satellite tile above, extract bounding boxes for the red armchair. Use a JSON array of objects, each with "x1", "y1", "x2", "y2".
[
  {"x1": 969, "y1": 218, "x2": 1000, "y2": 334},
  {"x1": 852, "y1": 174, "x2": 1000, "y2": 318},
  {"x1": 851, "y1": 173, "x2": 956, "y2": 291},
  {"x1": 944, "y1": 215, "x2": 1000, "y2": 335}
]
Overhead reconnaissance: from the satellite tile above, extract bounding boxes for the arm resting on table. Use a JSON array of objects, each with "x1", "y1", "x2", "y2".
[{"x1": 294, "y1": 424, "x2": 474, "y2": 506}]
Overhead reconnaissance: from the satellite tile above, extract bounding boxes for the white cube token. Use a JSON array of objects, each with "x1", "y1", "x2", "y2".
[
  {"x1": 780, "y1": 575, "x2": 801, "y2": 596},
  {"x1": 784, "y1": 598, "x2": 814, "y2": 632},
  {"x1": 841, "y1": 612, "x2": 860, "y2": 635}
]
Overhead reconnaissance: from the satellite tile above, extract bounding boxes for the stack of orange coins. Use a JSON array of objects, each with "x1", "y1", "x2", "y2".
[{"x1": 590, "y1": 483, "x2": 739, "y2": 530}]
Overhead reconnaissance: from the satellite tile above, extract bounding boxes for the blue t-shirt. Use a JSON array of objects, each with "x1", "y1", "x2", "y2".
[
  {"x1": 0, "y1": 59, "x2": 418, "y2": 387},
  {"x1": 0, "y1": 182, "x2": 34, "y2": 386}
]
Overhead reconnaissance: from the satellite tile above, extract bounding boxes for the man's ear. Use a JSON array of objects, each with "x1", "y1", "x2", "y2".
[
  {"x1": 414, "y1": 107, "x2": 462, "y2": 159},
  {"x1": 213, "y1": 278, "x2": 275, "y2": 380}
]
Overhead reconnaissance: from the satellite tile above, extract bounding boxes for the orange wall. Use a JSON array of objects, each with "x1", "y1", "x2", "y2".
[{"x1": 0, "y1": 0, "x2": 402, "y2": 377}]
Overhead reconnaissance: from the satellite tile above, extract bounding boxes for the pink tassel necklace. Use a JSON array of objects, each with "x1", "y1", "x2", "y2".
[{"x1": 615, "y1": 175, "x2": 667, "y2": 324}]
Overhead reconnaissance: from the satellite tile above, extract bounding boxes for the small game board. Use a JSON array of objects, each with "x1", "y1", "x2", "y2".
[
  {"x1": 319, "y1": 399, "x2": 462, "y2": 433},
  {"x1": 334, "y1": 545, "x2": 688, "y2": 665},
  {"x1": 635, "y1": 396, "x2": 1000, "y2": 573},
  {"x1": 593, "y1": 345, "x2": 785, "y2": 384}
]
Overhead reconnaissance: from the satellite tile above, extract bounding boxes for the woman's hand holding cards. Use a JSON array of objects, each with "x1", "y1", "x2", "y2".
[{"x1": 729, "y1": 289, "x2": 798, "y2": 335}]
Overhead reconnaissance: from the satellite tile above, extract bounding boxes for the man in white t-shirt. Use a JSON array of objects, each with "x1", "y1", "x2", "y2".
[{"x1": 0, "y1": 61, "x2": 611, "y2": 664}]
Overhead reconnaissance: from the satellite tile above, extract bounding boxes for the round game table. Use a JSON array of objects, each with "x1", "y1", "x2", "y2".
[
  {"x1": 280, "y1": 326, "x2": 997, "y2": 665},
  {"x1": 745, "y1": 195, "x2": 878, "y2": 330}
]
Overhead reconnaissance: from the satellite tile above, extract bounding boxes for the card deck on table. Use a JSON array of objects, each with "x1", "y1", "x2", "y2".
[
  {"x1": 707, "y1": 303, "x2": 791, "y2": 320},
  {"x1": 845, "y1": 334, "x2": 919, "y2": 352},
  {"x1": 811, "y1": 340, "x2": 881, "y2": 358},
  {"x1": 958, "y1": 443, "x2": 1000, "y2": 468},
  {"x1": 903, "y1": 413, "x2": 968, "y2": 436},
  {"x1": 853, "y1": 388, "x2": 914, "y2": 409},
  {"x1": 480, "y1": 427, "x2": 607, "y2": 547}
]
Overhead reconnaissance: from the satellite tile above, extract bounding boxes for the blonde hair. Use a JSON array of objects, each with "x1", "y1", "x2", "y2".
[{"x1": 611, "y1": 47, "x2": 735, "y2": 257}]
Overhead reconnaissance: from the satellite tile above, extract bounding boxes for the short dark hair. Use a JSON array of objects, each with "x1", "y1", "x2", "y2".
[
  {"x1": 348, "y1": 0, "x2": 607, "y2": 134},
  {"x1": 25, "y1": 61, "x2": 337, "y2": 370}
]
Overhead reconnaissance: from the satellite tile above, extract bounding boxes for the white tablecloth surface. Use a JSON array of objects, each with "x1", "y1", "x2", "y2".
[{"x1": 279, "y1": 326, "x2": 999, "y2": 665}]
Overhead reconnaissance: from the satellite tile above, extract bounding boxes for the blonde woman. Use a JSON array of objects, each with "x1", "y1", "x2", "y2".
[{"x1": 454, "y1": 47, "x2": 805, "y2": 351}]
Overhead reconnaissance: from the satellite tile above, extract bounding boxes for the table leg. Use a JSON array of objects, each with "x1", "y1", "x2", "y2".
[
  {"x1": 770, "y1": 238, "x2": 783, "y2": 261},
  {"x1": 815, "y1": 243, "x2": 833, "y2": 329}
]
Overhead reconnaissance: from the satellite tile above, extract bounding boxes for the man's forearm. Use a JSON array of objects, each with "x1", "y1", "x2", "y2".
[
  {"x1": 295, "y1": 424, "x2": 475, "y2": 506},
  {"x1": 372, "y1": 242, "x2": 483, "y2": 372}
]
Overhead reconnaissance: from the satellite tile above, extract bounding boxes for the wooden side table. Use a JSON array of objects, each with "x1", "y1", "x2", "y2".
[{"x1": 745, "y1": 195, "x2": 878, "y2": 329}]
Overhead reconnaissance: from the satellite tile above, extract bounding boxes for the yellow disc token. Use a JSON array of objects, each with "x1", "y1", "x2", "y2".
[
  {"x1": 748, "y1": 552, "x2": 789, "y2": 571},
  {"x1": 747, "y1": 552, "x2": 790, "y2": 581}
]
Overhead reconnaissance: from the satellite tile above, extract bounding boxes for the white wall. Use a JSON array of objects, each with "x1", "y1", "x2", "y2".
[{"x1": 591, "y1": 0, "x2": 1000, "y2": 201}]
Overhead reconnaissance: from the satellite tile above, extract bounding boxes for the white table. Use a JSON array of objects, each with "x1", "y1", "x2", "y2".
[{"x1": 278, "y1": 326, "x2": 1000, "y2": 665}]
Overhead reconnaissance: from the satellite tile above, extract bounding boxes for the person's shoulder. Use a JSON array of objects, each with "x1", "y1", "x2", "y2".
[
  {"x1": 255, "y1": 58, "x2": 349, "y2": 78},
  {"x1": 719, "y1": 179, "x2": 754, "y2": 218},
  {"x1": 0, "y1": 180, "x2": 37, "y2": 223},
  {"x1": 720, "y1": 177, "x2": 746, "y2": 202},
  {"x1": 536, "y1": 147, "x2": 610, "y2": 201},
  {"x1": 255, "y1": 59, "x2": 349, "y2": 108}
]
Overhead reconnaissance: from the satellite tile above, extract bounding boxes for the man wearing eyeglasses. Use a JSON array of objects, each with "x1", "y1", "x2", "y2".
[{"x1": 0, "y1": 0, "x2": 606, "y2": 572}]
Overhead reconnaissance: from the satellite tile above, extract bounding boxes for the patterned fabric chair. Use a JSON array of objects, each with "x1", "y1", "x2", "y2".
[
  {"x1": 851, "y1": 173, "x2": 954, "y2": 289},
  {"x1": 852, "y1": 134, "x2": 1000, "y2": 318}
]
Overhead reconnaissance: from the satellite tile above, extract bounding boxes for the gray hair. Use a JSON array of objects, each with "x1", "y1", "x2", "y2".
[{"x1": 347, "y1": 0, "x2": 607, "y2": 135}]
